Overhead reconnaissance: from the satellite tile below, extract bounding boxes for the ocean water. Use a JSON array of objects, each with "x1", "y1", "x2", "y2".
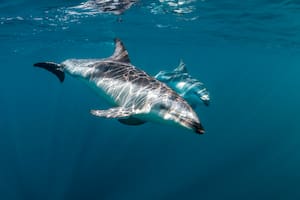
[{"x1": 1, "y1": 0, "x2": 300, "y2": 199}]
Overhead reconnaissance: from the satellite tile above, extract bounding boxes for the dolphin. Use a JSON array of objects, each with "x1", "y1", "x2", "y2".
[
  {"x1": 34, "y1": 38, "x2": 205, "y2": 134},
  {"x1": 155, "y1": 61, "x2": 210, "y2": 108},
  {"x1": 76, "y1": 0, "x2": 137, "y2": 15}
]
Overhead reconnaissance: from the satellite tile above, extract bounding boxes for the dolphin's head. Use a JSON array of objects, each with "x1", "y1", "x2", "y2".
[
  {"x1": 152, "y1": 96, "x2": 205, "y2": 134},
  {"x1": 198, "y1": 90, "x2": 210, "y2": 106},
  {"x1": 187, "y1": 87, "x2": 210, "y2": 107}
]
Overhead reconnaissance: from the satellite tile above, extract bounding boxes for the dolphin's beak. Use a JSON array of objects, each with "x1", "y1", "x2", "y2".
[
  {"x1": 203, "y1": 100, "x2": 210, "y2": 106},
  {"x1": 178, "y1": 115, "x2": 205, "y2": 134},
  {"x1": 193, "y1": 122, "x2": 205, "y2": 134}
]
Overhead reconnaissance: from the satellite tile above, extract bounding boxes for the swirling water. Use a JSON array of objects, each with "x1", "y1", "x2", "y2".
[{"x1": 0, "y1": 0, "x2": 300, "y2": 199}]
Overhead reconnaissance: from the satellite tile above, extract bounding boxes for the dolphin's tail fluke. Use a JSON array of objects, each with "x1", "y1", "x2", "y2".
[{"x1": 34, "y1": 62, "x2": 65, "y2": 82}]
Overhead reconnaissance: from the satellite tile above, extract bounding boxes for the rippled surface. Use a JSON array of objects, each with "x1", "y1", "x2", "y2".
[{"x1": 1, "y1": 0, "x2": 300, "y2": 48}]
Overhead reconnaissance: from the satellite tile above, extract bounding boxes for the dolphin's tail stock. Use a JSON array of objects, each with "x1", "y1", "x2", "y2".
[{"x1": 34, "y1": 62, "x2": 65, "y2": 82}]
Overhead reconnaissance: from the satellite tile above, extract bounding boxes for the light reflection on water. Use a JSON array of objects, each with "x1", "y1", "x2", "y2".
[{"x1": 0, "y1": 0, "x2": 300, "y2": 48}]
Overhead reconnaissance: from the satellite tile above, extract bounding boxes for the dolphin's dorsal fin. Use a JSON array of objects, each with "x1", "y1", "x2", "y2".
[
  {"x1": 174, "y1": 60, "x2": 188, "y2": 73},
  {"x1": 110, "y1": 38, "x2": 131, "y2": 63}
]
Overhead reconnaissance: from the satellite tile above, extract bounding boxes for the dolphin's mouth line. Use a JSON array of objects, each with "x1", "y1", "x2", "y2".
[
  {"x1": 181, "y1": 118, "x2": 205, "y2": 134},
  {"x1": 189, "y1": 121, "x2": 205, "y2": 134},
  {"x1": 171, "y1": 112, "x2": 204, "y2": 134}
]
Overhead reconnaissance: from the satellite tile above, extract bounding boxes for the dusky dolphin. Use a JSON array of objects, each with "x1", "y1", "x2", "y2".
[
  {"x1": 155, "y1": 60, "x2": 210, "y2": 108},
  {"x1": 34, "y1": 38, "x2": 205, "y2": 134},
  {"x1": 76, "y1": 0, "x2": 137, "y2": 15}
]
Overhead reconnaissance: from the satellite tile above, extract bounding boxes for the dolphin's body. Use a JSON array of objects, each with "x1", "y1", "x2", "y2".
[
  {"x1": 34, "y1": 39, "x2": 205, "y2": 134},
  {"x1": 76, "y1": 0, "x2": 137, "y2": 15},
  {"x1": 155, "y1": 61, "x2": 210, "y2": 108}
]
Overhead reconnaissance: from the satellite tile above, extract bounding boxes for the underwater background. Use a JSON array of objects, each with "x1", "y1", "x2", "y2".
[{"x1": 1, "y1": 0, "x2": 300, "y2": 199}]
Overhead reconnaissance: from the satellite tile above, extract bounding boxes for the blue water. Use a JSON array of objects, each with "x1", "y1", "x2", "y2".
[{"x1": 1, "y1": 0, "x2": 300, "y2": 199}]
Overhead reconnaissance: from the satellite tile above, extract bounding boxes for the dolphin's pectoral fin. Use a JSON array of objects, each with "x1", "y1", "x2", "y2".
[
  {"x1": 90, "y1": 107, "x2": 135, "y2": 118},
  {"x1": 118, "y1": 117, "x2": 146, "y2": 126},
  {"x1": 34, "y1": 62, "x2": 65, "y2": 82}
]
